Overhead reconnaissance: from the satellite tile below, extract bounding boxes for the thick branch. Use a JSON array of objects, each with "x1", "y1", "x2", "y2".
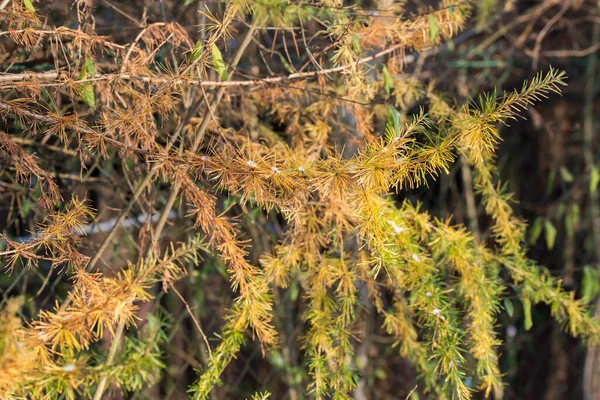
[{"x1": 0, "y1": 44, "x2": 404, "y2": 88}]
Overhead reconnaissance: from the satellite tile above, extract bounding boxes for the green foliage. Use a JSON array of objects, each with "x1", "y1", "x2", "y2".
[
  {"x1": 523, "y1": 298, "x2": 533, "y2": 331},
  {"x1": 475, "y1": 0, "x2": 499, "y2": 30},
  {"x1": 0, "y1": 2, "x2": 598, "y2": 400},
  {"x1": 238, "y1": 0, "x2": 314, "y2": 26},
  {"x1": 107, "y1": 314, "x2": 167, "y2": 392},
  {"x1": 78, "y1": 57, "x2": 96, "y2": 108},
  {"x1": 384, "y1": 105, "x2": 402, "y2": 140},
  {"x1": 249, "y1": 391, "x2": 271, "y2": 400},
  {"x1": 544, "y1": 220, "x2": 557, "y2": 250},
  {"x1": 582, "y1": 266, "x2": 599, "y2": 303},
  {"x1": 429, "y1": 15, "x2": 440, "y2": 43},
  {"x1": 382, "y1": 65, "x2": 393, "y2": 97},
  {"x1": 591, "y1": 166, "x2": 600, "y2": 193},
  {"x1": 190, "y1": 317, "x2": 246, "y2": 399},
  {"x1": 23, "y1": 0, "x2": 35, "y2": 12},
  {"x1": 211, "y1": 44, "x2": 228, "y2": 81},
  {"x1": 190, "y1": 41, "x2": 203, "y2": 63}
]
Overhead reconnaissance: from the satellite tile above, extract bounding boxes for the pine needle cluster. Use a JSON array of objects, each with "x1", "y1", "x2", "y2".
[{"x1": 0, "y1": 0, "x2": 597, "y2": 399}]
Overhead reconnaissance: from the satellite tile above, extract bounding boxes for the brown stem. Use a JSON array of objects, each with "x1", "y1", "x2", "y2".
[
  {"x1": 0, "y1": 43, "x2": 404, "y2": 88},
  {"x1": 90, "y1": 24, "x2": 258, "y2": 400},
  {"x1": 92, "y1": 321, "x2": 126, "y2": 400},
  {"x1": 460, "y1": 156, "x2": 480, "y2": 239}
]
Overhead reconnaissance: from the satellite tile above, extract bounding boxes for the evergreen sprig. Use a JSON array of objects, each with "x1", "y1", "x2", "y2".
[{"x1": 0, "y1": 1, "x2": 596, "y2": 399}]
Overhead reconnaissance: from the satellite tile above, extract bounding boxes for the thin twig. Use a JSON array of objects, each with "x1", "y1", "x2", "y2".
[
  {"x1": 0, "y1": 100, "x2": 145, "y2": 155},
  {"x1": 90, "y1": 24, "x2": 258, "y2": 400},
  {"x1": 0, "y1": 28, "x2": 129, "y2": 50},
  {"x1": 8, "y1": 136, "x2": 78, "y2": 156},
  {"x1": 541, "y1": 43, "x2": 600, "y2": 58},
  {"x1": 120, "y1": 23, "x2": 167, "y2": 73},
  {"x1": 170, "y1": 283, "x2": 213, "y2": 359},
  {"x1": 531, "y1": 3, "x2": 569, "y2": 69},
  {"x1": 466, "y1": 3, "x2": 551, "y2": 59},
  {"x1": 153, "y1": 24, "x2": 260, "y2": 239},
  {"x1": 405, "y1": 385, "x2": 418, "y2": 400},
  {"x1": 99, "y1": 0, "x2": 145, "y2": 28},
  {"x1": 91, "y1": 321, "x2": 126, "y2": 400},
  {"x1": 0, "y1": 43, "x2": 404, "y2": 87}
]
